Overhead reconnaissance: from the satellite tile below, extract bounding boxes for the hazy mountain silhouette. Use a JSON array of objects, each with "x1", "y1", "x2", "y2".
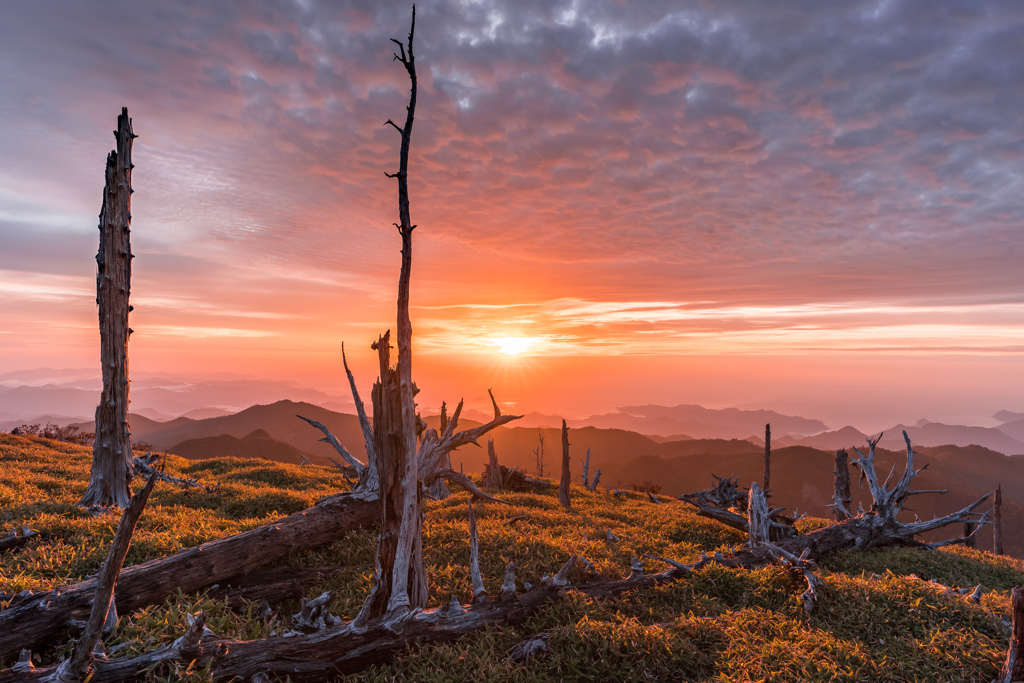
[
  {"x1": 573, "y1": 404, "x2": 828, "y2": 439},
  {"x1": 774, "y1": 423, "x2": 1024, "y2": 455},
  {"x1": 169, "y1": 428, "x2": 323, "y2": 466}
]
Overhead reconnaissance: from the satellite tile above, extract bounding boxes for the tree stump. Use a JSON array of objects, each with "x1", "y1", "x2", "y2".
[{"x1": 559, "y1": 420, "x2": 571, "y2": 509}]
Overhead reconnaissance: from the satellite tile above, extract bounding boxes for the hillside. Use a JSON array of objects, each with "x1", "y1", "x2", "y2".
[
  {"x1": 0, "y1": 433, "x2": 1020, "y2": 680},
  {"x1": 168, "y1": 428, "x2": 328, "y2": 466}
]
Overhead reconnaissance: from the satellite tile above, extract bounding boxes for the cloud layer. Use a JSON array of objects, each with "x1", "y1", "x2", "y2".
[{"x1": 1, "y1": 0, "x2": 1022, "y2": 426}]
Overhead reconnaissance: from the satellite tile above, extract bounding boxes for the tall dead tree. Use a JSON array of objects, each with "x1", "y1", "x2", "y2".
[
  {"x1": 559, "y1": 419, "x2": 571, "y2": 509},
  {"x1": 347, "y1": 9, "x2": 521, "y2": 627},
  {"x1": 763, "y1": 423, "x2": 770, "y2": 493},
  {"x1": 81, "y1": 108, "x2": 136, "y2": 508},
  {"x1": 994, "y1": 483, "x2": 1003, "y2": 555}
]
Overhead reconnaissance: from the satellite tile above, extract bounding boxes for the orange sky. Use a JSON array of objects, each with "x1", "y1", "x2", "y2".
[{"x1": 2, "y1": 1, "x2": 1023, "y2": 431}]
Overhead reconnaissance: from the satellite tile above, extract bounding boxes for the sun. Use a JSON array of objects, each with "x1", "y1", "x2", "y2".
[{"x1": 493, "y1": 336, "x2": 540, "y2": 356}]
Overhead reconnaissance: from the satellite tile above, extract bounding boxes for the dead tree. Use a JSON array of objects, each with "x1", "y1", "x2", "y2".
[
  {"x1": 999, "y1": 586, "x2": 1024, "y2": 683},
  {"x1": 532, "y1": 429, "x2": 546, "y2": 477},
  {"x1": 348, "y1": 10, "x2": 521, "y2": 628},
  {"x1": 558, "y1": 419, "x2": 571, "y2": 509},
  {"x1": 484, "y1": 439, "x2": 503, "y2": 489},
  {"x1": 995, "y1": 483, "x2": 1004, "y2": 555},
  {"x1": 581, "y1": 448, "x2": 590, "y2": 488},
  {"x1": 763, "y1": 423, "x2": 770, "y2": 493},
  {"x1": 963, "y1": 522, "x2": 977, "y2": 549},
  {"x1": 831, "y1": 449, "x2": 852, "y2": 521},
  {"x1": 80, "y1": 107, "x2": 136, "y2": 508}
]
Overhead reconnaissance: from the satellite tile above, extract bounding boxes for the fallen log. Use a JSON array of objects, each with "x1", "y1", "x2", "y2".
[
  {"x1": 0, "y1": 488, "x2": 379, "y2": 659},
  {"x1": 206, "y1": 566, "x2": 348, "y2": 612}
]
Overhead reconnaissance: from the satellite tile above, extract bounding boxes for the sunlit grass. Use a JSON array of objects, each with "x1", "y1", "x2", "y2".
[{"x1": 0, "y1": 432, "x2": 1020, "y2": 681}]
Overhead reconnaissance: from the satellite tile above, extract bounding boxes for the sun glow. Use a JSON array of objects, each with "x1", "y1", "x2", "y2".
[{"x1": 493, "y1": 336, "x2": 541, "y2": 356}]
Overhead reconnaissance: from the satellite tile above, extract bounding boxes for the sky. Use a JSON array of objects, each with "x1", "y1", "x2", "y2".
[{"x1": 1, "y1": 0, "x2": 1023, "y2": 432}]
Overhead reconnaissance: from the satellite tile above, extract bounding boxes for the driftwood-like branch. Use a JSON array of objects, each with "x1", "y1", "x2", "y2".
[
  {"x1": 468, "y1": 501, "x2": 486, "y2": 603},
  {"x1": 342, "y1": 343, "x2": 379, "y2": 493},
  {"x1": 52, "y1": 474, "x2": 156, "y2": 682},
  {"x1": 763, "y1": 543, "x2": 825, "y2": 613},
  {"x1": 0, "y1": 488, "x2": 379, "y2": 659},
  {"x1": 132, "y1": 453, "x2": 213, "y2": 491},
  {"x1": 0, "y1": 528, "x2": 41, "y2": 554},
  {"x1": 296, "y1": 415, "x2": 366, "y2": 476},
  {"x1": 589, "y1": 469, "x2": 602, "y2": 491},
  {"x1": 999, "y1": 586, "x2": 1024, "y2": 683}
]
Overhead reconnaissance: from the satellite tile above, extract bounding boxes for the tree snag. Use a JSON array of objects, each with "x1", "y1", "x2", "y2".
[
  {"x1": 559, "y1": 420, "x2": 571, "y2": 509},
  {"x1": 532, "y1": 429, "x2": 545, "y2": 477},
  {"x1": 995, "y1": 483, "x2": 1004, "y2": 555},
  {"x1": 763, "y1": 423, "x2": 770, "y2": 493},
  {"x1": 484, "y1": 439, "x2": 503, "y2": 490},
  {"x1": 81, "y1": 107, "x2": 136, "y2": 508},
  {"x1": 831, "y1": 449, "x2": 852, "y2": 521}
]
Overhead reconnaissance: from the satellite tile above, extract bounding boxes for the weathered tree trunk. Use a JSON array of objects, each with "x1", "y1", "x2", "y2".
[
  {"x1": 998, "y1": 586, "x2": 1024, "y2": 683},
  {"x1": 559, "y1": 420, "x2": 571, "y2": 509},
  {"x1": 963, "y1": 521, "x2": 977, "y2": 549},
  {"x1": 763, "y1": 423, "x2": 770, "y2": 493},
  {"x1": 484, "y1": 439, "x2": 503, "y2": 489},
  {"x1": 358, "y1": 331, "x2": 427, "y2": 623},
  {"x1": 995, "y1": 483, "x2": 1004, "y2": 555},
  {"x1": 581, "y1": 448, "x2": 590, "y2": 488},
  {"x1": 747, "y1": 482, "x2": 770, "y2": 547},
  {"x1": 832, "y1": 449, "x2": 852, "y2": 521},
  {"x1": 0, "y1": 489, "x2": 379, "y2": 659},
  {"x1": 81, "y1": 107, "x2": 136, "y2": 508}
]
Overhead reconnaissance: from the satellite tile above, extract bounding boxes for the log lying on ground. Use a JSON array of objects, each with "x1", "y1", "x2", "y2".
[
  {"x1": 492, "y1": 465, "x2": 551, "y2": 492},
  {"x1": 0, "y1": 488, "x2": 379, "y2": 659},
  {"x1": 0, "y1": 528, "x2": 42, "y2": 554},
  {"x1": 205, "y1": 566, "x2": 348, "y2": 612}
]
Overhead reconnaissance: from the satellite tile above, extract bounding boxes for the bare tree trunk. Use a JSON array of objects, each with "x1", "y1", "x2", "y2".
[
  {"x1": 533, "y1": 430, "x2": 545, "y2": 477},
  {"x1": 998, "y1": 586, "x2": 1024, "y2": 683},
  {"x1": 581, "y1": 448, "x2": 590, "y2": 488},
  {"x1": 559, "y1": 420, "x2": 571, "y2": 509},
  {"x1": 484, "y1": 439, "x2": 502, "y2": 490},
  {"x1": 358, "y1": 10, "x2": 425, "y2": 624},
  {"x1": 81, "y1": 108, "x2": 135, "y2": 508},
  {"x1": 747, "y1": 482, "x2": 770, "y2": 547},
  {"x1": 963, "y1": 522, "x2": 977, "y2": 549},
  {"x1": 832, "y1": 449, "x2": 852, "y2": 521},
  {"x1": 995, "y1": 483, "x2": 1004, "y2": 555},
  {"x1": 763, "y1": 423, "x2": 770, "y2": 493}
]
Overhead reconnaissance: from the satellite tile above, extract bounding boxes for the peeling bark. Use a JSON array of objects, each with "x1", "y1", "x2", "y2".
[
  {"x1": 831, "y1": 449, "x2": 852, "y2": 521},
  {"x1": 484, "y1": 440, "x2": 503, "y2": 490},
  {"x1": 81, "y1": 108, "x2": 136, "y2": 508},
  {"x1": 998, "y1": 586, "x2": 1024, "y2": 683}
]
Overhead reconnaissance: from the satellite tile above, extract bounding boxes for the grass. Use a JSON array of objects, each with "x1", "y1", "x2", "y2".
[{"x1": 0, "y1": 432, "x2": 1021, "y2": 681}]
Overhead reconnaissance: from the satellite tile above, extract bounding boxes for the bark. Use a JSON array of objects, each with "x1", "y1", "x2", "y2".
[
  {"x1": 581, "y1": 448, "x2": 590, "y2": 488},
  {"x1": 358, "y1": 331, "x2": 426, "y2": 623},
  {"x1": 995, "y1": 483, "x2": 1004, "y2": 555},
  {"x1": 589, "y1": 469, "x2": 602, "y2": 491},
  {"x1": 533, "y1": 431, "x2": 545, "y2": 478},
  {"x1": 832, "y1": 449, "x2": 852, "y2": 521},
  {"x1": 747, "y1": 482, "x2": 770, "y2": 547},
  {"x1": 205, "y1": 566, "x2": 347, "y2": 612},
  {"x1": 559, "y1": 420, "x2": 571, "y2": 509},
  {"x1": 0, "y1": 488, "x2": 379, "y2": 659},
  {"x1": 763, "y1": 423, "x2": 770, "y2": 493},
  {"x1": 51, "y1": 475, "x2": 156, "y2": 682},
  {"x1": 963, "y1": 522, "x2": 977, "y2": 549},
  {"x1": 998, "y1": 586, "x2": 1024, "y2": 683},
  {"x1": 81, "y1": 107, "x2": 136, "y2": 508},
  {"x1": 484, "y1": 440, "x2": 503, "y2": 490}
]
